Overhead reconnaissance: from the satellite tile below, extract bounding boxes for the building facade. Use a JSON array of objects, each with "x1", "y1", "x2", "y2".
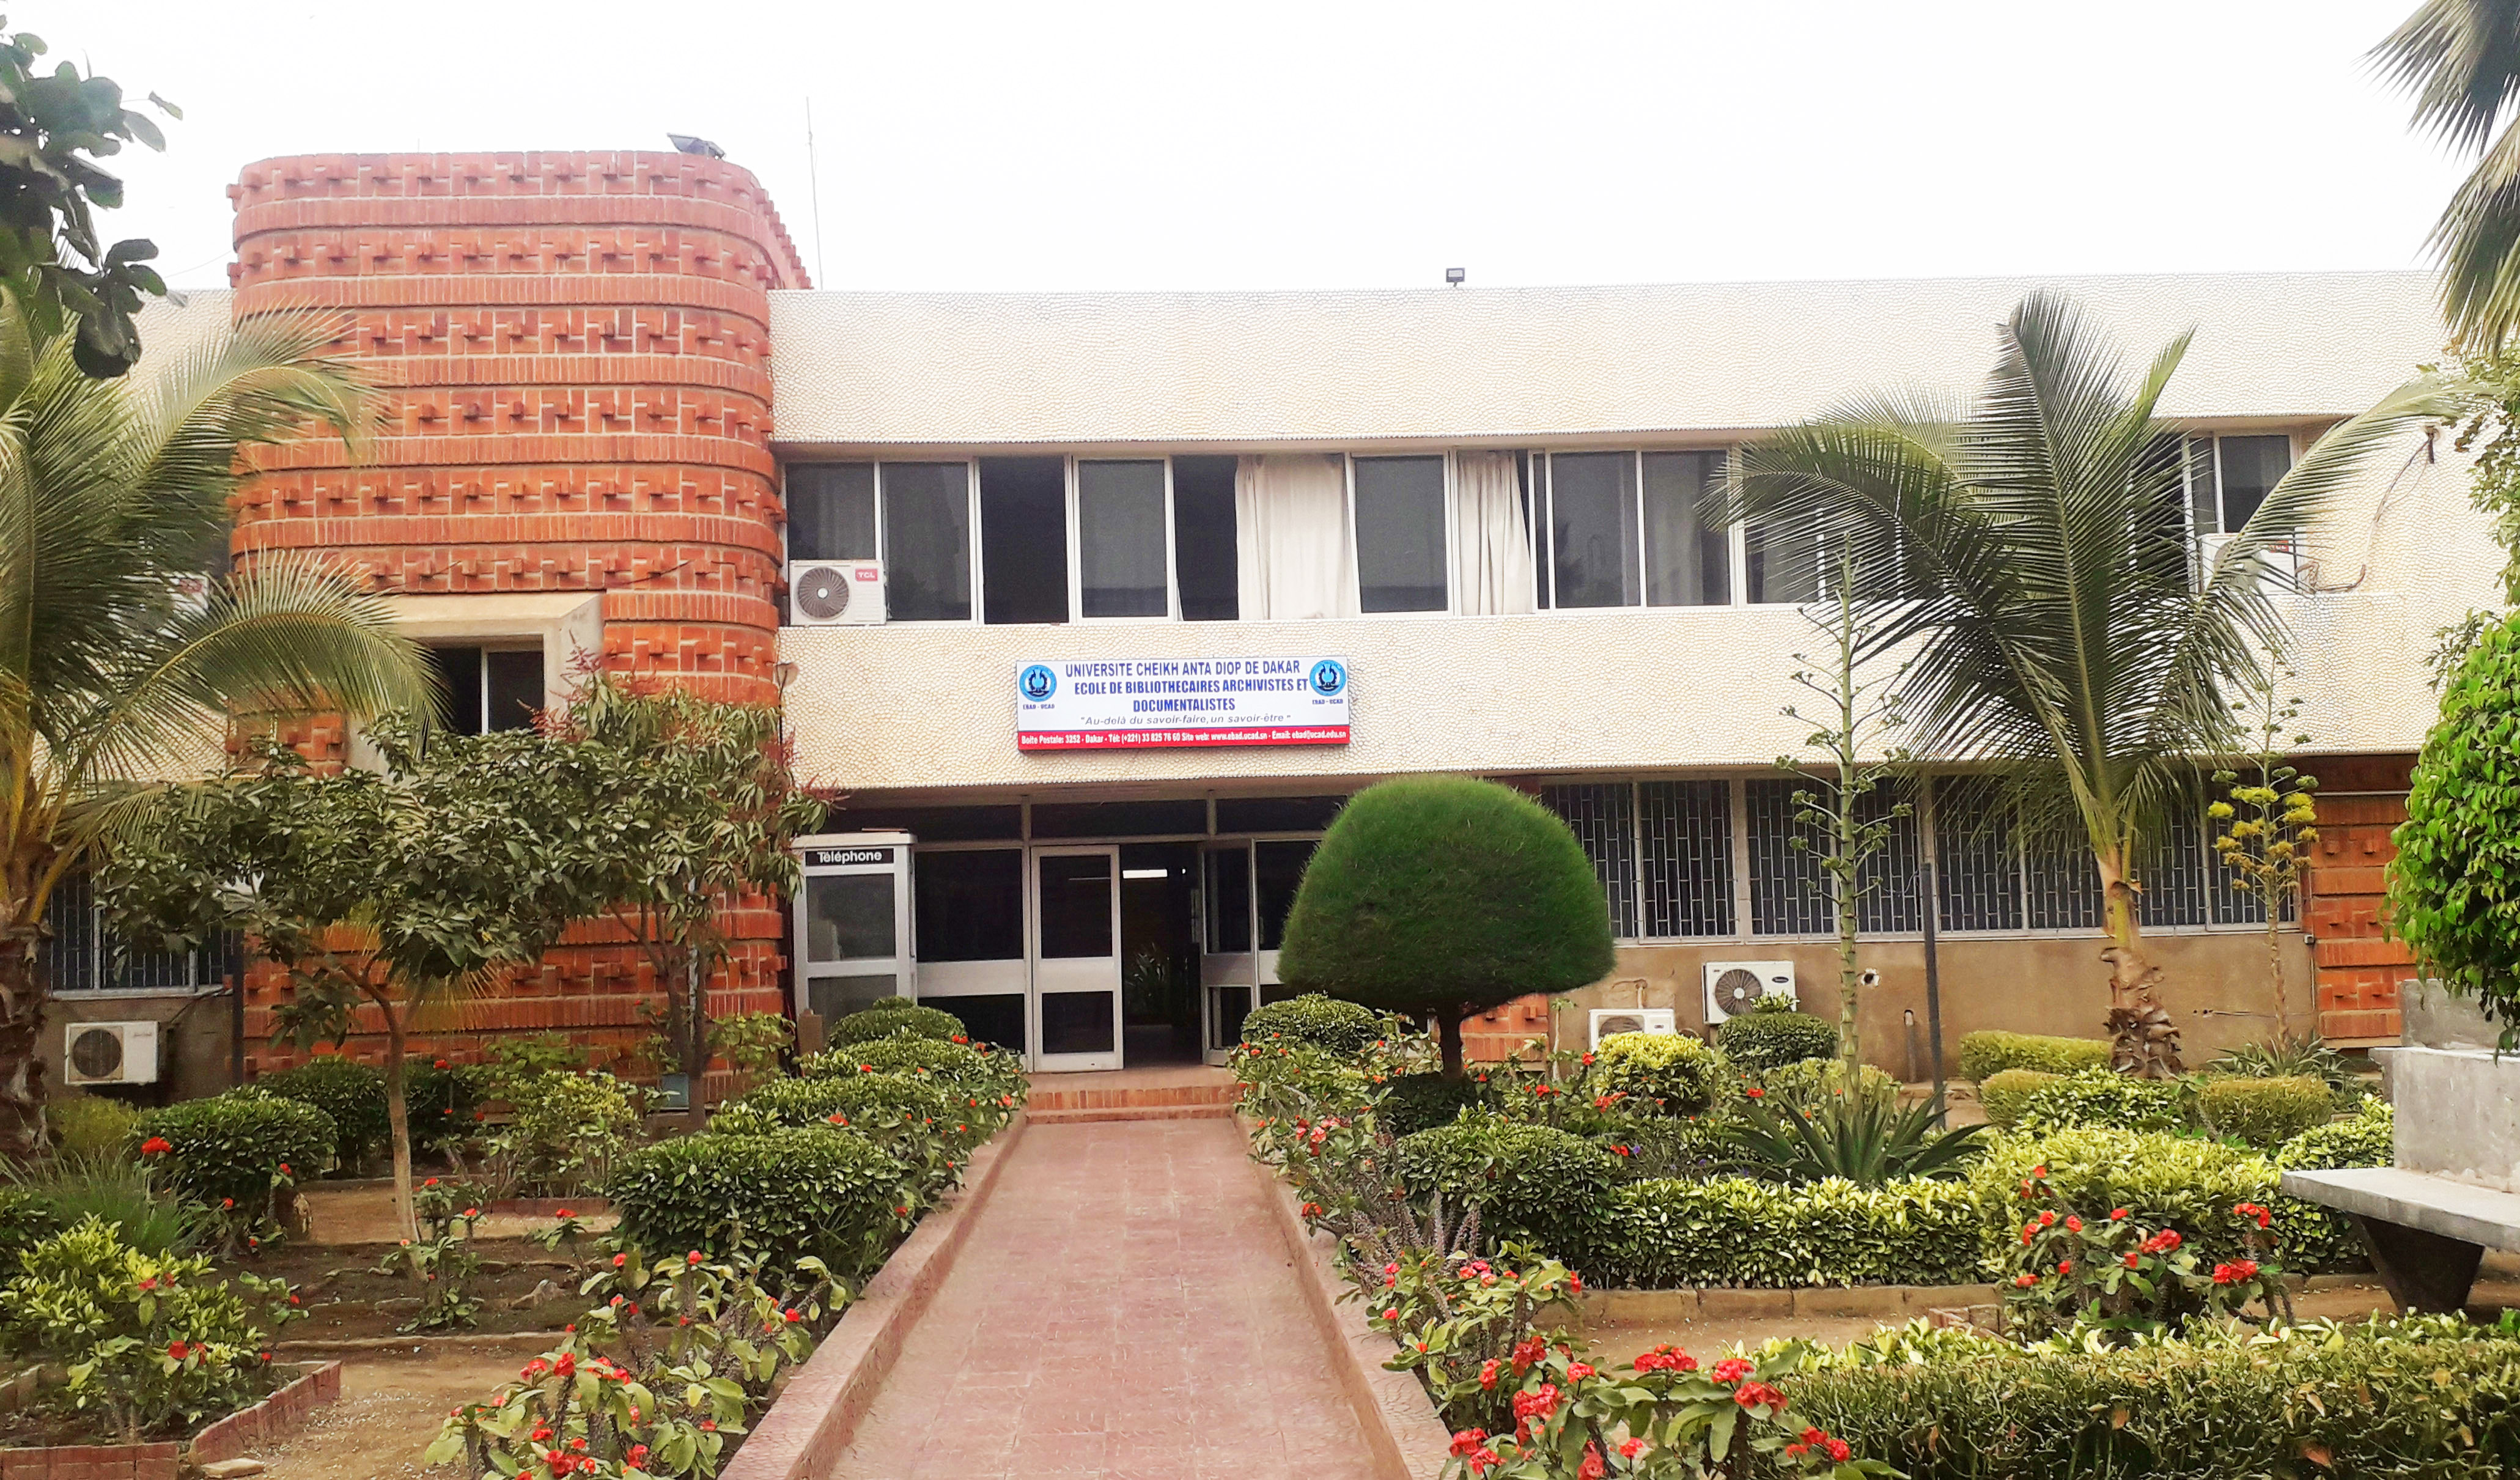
[{"x1": 49, "y1": 150, "x2": 2489, "y2": 1091}]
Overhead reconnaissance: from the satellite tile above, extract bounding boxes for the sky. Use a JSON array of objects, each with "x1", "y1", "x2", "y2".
[{"x1": 51, "y1": 1, "x2": 2481, "y2": 295}]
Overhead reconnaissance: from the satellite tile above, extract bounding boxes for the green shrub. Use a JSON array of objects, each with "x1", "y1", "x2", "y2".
[
  {"x1": 829, "y1": 1001, "x2": 967, "y2": 1047},
  {"x1": 1969, "y1": 1128, "x2": 2281, "y2": 1270},
  {"x1": 606, "y1": 1128, "x2": 910, "y2": 1275},
  {"x1": 2196, "y1": 1073, "x2": 2333, "y2": 1147},
  {"x1": 0, "y1": 1185, "x2": 58, "y2": 1268},
  {"x1": 1956, "y1": 1031, "x2": 2112, "y2": 1081},
  {"x1": 130, "y1": 1092, "x2": 336, "y2": 1217},
  {"x1": 1397, "y1": 1114, "x2": 1621, "y2": 1267},
  {"x1": 1379, "y1": 1072, "x2": 1495, "y2": 1135},
  {"x1": 1795, "y1": 1317, "x2": 2520, "y2": 1479},
  {"x1": 715, "y1": 1071, "x2": 961, "y2": 1142},
  {"x1": 1239, "y1": 993, "x2": 1382, "y2": 1055},
  {"x1": 2390, "y1": 609, "x2": 2520, "y2": 1034},
  {"x1": 802, "y1": 1036, "x2": 1026, "y2": 1120},
  {"x1": 405, "y1": 1060, "x2": 485, "y2": 1152},
  {"x1": 1975, "y1": 1068, "x2": 2061, "y2": 1128},
  {"x1": 1586, "y1": 1033, "x2": 1725, "y2": 1115},
  {"x1": 6, "y1": 1154, "x2": 198, "y2": 1258},
  {"x1": 251, "y1": 1057, "x2": 389, "y2": 1169},
  {"x1": 2272, "y1": 1099, "x2": 2394, "y2": 1272},
  {"x1": 484, "y1": 1071, "x2": 647, "y2": 1198},
  {"x1": 2012, "y1": 1069, "x2": 2187, "y2": 1135},
  {"x1": 46, "y1": 1095, "x2": 141, "y2": 1162},
  {"x1": 1599, "y1": 1174, "x2": 1984, "y2": 1289},
  {"x1": 1755, "y1": 1059, "x2": 1899, "y2": 1116},
  {"x1": 1713, "y1": 1004, "x2": 1838, "y2": 1073}
]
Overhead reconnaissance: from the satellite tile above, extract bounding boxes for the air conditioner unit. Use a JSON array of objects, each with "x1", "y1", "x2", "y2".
[
  {"x1": 789, "y1": 560, "x2": 886, "y2": 625},
  {"x1": 1703, "y1": 961, "x2": 1796, "y2": 1024},
  {"x1": 62, "y1": 1021, "x2": 159, "y2": 1088},
  {"x1": 1588, "y1": 1007, "x2": 1678, "y2": 1050}
]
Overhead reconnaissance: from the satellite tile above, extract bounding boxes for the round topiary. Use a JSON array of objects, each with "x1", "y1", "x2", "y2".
[
  {"x1": 829, "y1": 1001, "x2": 967, "y2": 1047},
  {"x1": 1277, "y1": 776, "x2": 1615, "y2": 1078},
  {"x1": 800, "y1": 1037, "x2": 1027, "y2": 1120},
  {"x1": 2391, "y1": 610, "x2": 2520, "y2": 1040},
  {"x1": 1241, "y1": 993, "x2": 1382, "y2": 1056},
  {"x1": 249, "y1": 1057, "x2": 388, "y2": 1169},
  {"x1": 1714, "y1": 1004, "x2": 1838, "y2": 1073},
  {"x1": 1977, "y1": 1068, "x2": 2063, "y2": 1129},
  {"x1": 130, "y1": 1092, "x2": 337, "y2": 1213},
  {"x1": 1587, "y1": 1033, "x2": 1724, "y2": 1115},
  {"x1": 1956, "y1": 1031, "x2": 2113, "y2": 1081},
  {"x1": 606, "y1": 1127, "x2": 911, "y2": 1275},
  {"x1": 1396, "y1": 1114, "x2": 1622, "y2": 1268},
  {"x1": 713, "y1": 1071, "x2": 966, "y2": 1146},
  {"x1": 2013, "y1": 1069, "x2": 2189, "y2": 1136},
  {"x1": 2196, "y1": 1075, "x2": 2333, "y2": 1148},
  {"x1": 1380, "y1": 1072, "x2": 1496, "y2": 1135}
]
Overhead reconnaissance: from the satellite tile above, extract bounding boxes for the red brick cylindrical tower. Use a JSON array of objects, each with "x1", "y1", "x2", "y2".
[{"x1": 224, "y1": 152, "x2": 809, "y2": 1082}]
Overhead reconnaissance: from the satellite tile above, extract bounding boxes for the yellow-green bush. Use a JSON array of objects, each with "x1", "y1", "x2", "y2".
[
  {"x1": 1977, "y1": 1068, "x2": 2061, "y2": 1128},
  {"x1": 1588, "y1": 1032, "x2": 1725, "y2": 1114},
  {"x1": 1956, "y1": 1031, "x2": 2111, "y2": 1081},
  {"x1": 2197, "y1": 1074, "x2": 2333, "y2": 1148},
  {"x1": 47, "y1": 1095, "x2": 140, "y2": 1161}
]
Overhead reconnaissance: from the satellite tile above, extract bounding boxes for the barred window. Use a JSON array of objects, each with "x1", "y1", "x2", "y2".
[
  {"x1": 2136, "y1": 806, "x2": 2210, "y2": 929},
  {"x1": 43, "y1": 874, "x2": 226, "y2": 993},
  {"x1": 1639, "y1": 780, "x2": 1734, "y2": 937},
  {"x1": 1541, "y1": 783, "x2": 1638, "y2": 938},
  {"x1": 1746, "y1": 778, "x2": 1921, "y2": 936},
  {"x1": 1932, "y1": 777, "x2": 2023, "y2": 932},
  {"x1": 2024, "y1": 825, "x2": 2105, "y2": 932}
]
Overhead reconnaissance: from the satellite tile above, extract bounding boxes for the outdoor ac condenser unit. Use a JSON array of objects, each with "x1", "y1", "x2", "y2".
[
  {"x1": 1703, "y1": 961, "x2": 1796, "y2": 1024},
  {"x1": 1588, "y1": 1007, "x2": 1678, "y2": 1050},
  {"x1": 788, "y1": 560, "x2": 886, "y2": 625},
  {"x1": 61, "y1": 1021, "x2": 159, "y2": 1087}
]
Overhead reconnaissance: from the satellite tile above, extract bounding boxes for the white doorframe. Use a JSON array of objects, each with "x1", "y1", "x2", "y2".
[{"x1": 1030, "y1": 844, "x2": 1124, "y2": 1072}]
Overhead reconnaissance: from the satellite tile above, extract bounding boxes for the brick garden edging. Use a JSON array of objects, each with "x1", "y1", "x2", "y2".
[
  {"x1": 0, "y1": 1360, "x2": 341, "y2": 1478},
  {"x1": 714, "y1": 1113, "x2": 1030, "y2": 1480},
  {"x1": 1240, "y1": 1116, "x2": 1454, "y2": 1480}
]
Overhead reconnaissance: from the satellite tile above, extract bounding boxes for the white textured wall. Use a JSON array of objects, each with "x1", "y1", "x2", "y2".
[{"x1": 768, "y1": 273, "x2": 2443, "y2": 448}]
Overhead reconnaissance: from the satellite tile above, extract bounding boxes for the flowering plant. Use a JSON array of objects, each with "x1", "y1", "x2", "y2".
[
  {"x1": 1999, "y1": 1163, "x2": 2291, "y2": 1340},
  {"x1": 372, "y1": 1177, "x2": 493, "y2": 1332},
  {"x1": 1363, "y1": 1242, "x2": 1572, "y2": 1433}
]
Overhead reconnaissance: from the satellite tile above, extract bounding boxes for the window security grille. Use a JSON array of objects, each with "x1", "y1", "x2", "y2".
[
  {"x1": 1541, "y1": 783, "x2": 1639, "y2": 938},
  {"x1": 43, "y1": 874, "x2": 221, "y2": 993},
  {"x1": 1745, "y1": 778, "x2": 1923, "y2": 937},
  {"x1": 1933, "y1": 778, "x2": 2024, "y2": 933},
  {"x1": 1638, "y1": 780, "x2": 1733, "y2": 937}
]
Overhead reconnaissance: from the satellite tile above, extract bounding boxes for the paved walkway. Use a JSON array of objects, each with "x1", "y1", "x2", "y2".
[{"x1": 827, "y1": 1117, "x2": 1382, "y2": 1480}]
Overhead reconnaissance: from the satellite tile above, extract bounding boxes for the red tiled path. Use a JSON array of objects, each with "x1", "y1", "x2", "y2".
[{"x1": 825, "y1": 1117, "x2": 1383, "y2": 1480}]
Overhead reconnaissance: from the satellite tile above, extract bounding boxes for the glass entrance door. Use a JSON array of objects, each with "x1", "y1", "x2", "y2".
[
  {"x1": 1033, "y1": 846, "x2": 1122, "y2": 1071},
  {"x1": 1199, "y1": 842, "x2": 1258, "y2": 1065}
]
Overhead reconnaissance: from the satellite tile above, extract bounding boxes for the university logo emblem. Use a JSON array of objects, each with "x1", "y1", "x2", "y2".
[
  {"x1": 1019, "y1": 665, "x2": 1058, "y2": 701},
  {"x1": 1308, "y1": 660, "x2": 1347, "y2": 698}
]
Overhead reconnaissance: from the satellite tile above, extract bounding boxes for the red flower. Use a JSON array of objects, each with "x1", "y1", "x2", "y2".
[
  {"x1": 434, "y1": 1058, "x2": 450, "y2": 1070},
  {"x1": 2030, "y1": 1163, "x2": 2048, "y2": 1179},
  {"x1": 698, "y1": 1419, "x2": 717, "y2": 1432},
  {"x1": 687, "y1": 1250, "x2": 704, "y2": 1264},
  {"x1": 626, "y1": 1445, "x2": 649, "y2": 1467},
  {"x1": 139, "y1": 1136, "x2": 171, "y2": 1156},
  {"x1": 1709, "y1": 1357, "x2": 1754, "y2": 1385},
  {"x1": 2057, "y1": 1259, "x2": 2074, "y2": 1275},
  {"x1": 2064, "y1": 1215, "x2": 2083, "y2": 1232},
  {"x1": 2038, "y1": 1210, "x2": 2056, "y2": 1227},
  {"x1": 1478, "y1": 1359, "x2": 1500, "y2": 1390},
  {"x1": 1745, "y1": 1086, "x2": 1765, "y2": 1099},
  {"x1": 554, "y1": 1209, "x2": 572, "y2": 1219},
  {"x1": 2111, "y1": 1207, "x2": 2130, "y2": 1220},
  {"x1": 1733, "y1": 1382, "x2": 1786, "y2": 1410},
  {"x1": 2014, "y1": 1273, "x2": 2038, "y2": 1288},
  {"x1": 1826, "y1": 1438, "x2": 1852, "y2": 1462},
  {"x1": 1568, "y1": 1362, "x2": 1596, "y2": 1381},
  {"x1": 554, "y1": 1352, "x2": 576, "y2": 1377},
  {"x1": 1511, "y1": 1383, "x2": 1561, "y2": 1422},
  {"x1": 1568, "y1": 1273, "x2": 1583, "y2": 1294},
  {"x1": 424, "y1": 1177, "x2": 438, "y2": 1187},
  {"x1": 613, "y1": 1253, "x2": 629, "y2": 1267},
  {"x1": 1577, "y1": 1442, "x2": 1606, "y2": 1480},
  {"x1": 278, "y1": 1163, "x2": 292, "y2": 1176},
  {"x1": 2234, "y1": 1201, "x2": 2273, "y2": 1229},
  {"x1": 168, "y1": 1341, "x2": 191, "y2": 1360},
  {"x1": 1618, "y1": 1438, "x2": 1645, "y2": 1459},
  {"x1": 2212, "y1": 1259, "x2": 2260, "y2": 1286},
  {"x1": 2123, "y1": 1251, "x2": 2142, "y2": 1269},
  {"x1": 138, "y1": 1277, "x2": 157, "y2": 1292},
  {"x1": 1511, "y1": 1336, "x2": 1547, "y2": 1374},
  {"x1": 1383, "y1": 1308, "x2": 1399, "y2": 1321},
  {"x1": 1450, "y1": 1429, "x2": 1489, "y2": 1458},
  {"x1": 2140, "y1": 1229, "x2": 2183, "y2": 1255}
]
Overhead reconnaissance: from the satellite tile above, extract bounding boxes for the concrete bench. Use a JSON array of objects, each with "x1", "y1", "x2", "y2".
[{"x1": 2281, "y1": 1166, "x2": 2520, "y2": 1313}]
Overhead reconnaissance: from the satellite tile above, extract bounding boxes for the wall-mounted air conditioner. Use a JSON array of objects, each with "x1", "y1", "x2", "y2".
[
  {"x1": 789, "y1": 560, "x2": 886, "y2": 625},
  {"x1": 1703, "y1": 961, "x2": 1796, "y2": 1024},
  {"x1": 1588, "y1": 1007, "x2": 1678, "y2": 1050},
  {"x1": 62, "y1": 1021, "x2": 159, "y2": 1087}
]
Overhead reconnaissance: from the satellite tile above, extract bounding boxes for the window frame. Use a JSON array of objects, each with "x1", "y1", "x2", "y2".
[
  {"x1": 1069, "y1": 457, "x2": 1181, "y2": 624},
  {"x1": 874, "y1": 458, "x2": 984, "y2": 626},
  {"x1": 1346, "y1": 452, "x2": 1457, "y2": 618},
  {"x1": 1536, "y1": 447, "x2": 1748, "y2": 613}
]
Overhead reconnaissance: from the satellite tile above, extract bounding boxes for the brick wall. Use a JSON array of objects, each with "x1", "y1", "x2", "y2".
[
  {"x1": 225, "y1": 152, "x2": 809, "y2": 1078},
  {"x1": 2303, "y1": 752, "x2": 2417, "y2": 1045}
]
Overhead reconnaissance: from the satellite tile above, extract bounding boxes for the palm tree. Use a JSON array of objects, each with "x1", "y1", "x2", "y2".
[
  {"x1": 1722, "y1": 293, "x2": 2452, "y2": 1075},
  {"x1": 2374, "y1": 1, "x2": 2520, "y2": 349},
  {"x1": 0, "y1": 293, "x2": 431, "y2": 1155}
]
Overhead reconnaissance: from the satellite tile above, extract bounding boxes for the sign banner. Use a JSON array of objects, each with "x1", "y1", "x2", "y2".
[{"x1": 1015, "y1": 657, "x2": 1350, "y2": 751}]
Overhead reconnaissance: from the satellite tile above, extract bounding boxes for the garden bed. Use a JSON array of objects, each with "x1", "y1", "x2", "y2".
[
  {"x1": 203, "y1": 1235, "x2": 583, "y2": 1344},
  {"x1": 0, "y1": 1360, "x2": 341, "y2": 1476}
]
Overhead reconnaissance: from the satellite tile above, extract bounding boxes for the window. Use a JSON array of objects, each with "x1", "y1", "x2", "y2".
[
  {"x1": 1638, "y1": 779, "x2": 1733, "y2": 937},
  {"x1": 912, "y1": 849, "x2": 1024, "y2": 962},
  {"x1": 1204, "y1": 843, "x2": 1254, "y2": 953},
  {"x1": 1215, "y1": 795, "x2": 1347, "y2": 833},
  {"x1": 1744, "y1": 521, "x2": 1822, "y2": 605},
  {"x1": 1932, "y1": 778, "x2": 2024, "y2": 933},
  {"x1": 1744, "y1": 778, "x2": 1921, "y2": 935},
  {"x1": 1077, "y1": 460, "x2": 1171, "y2": 618},
  {"x1": 880, "y1": 462, "x2": 973, "y2": 621},
  {"x1": 1542, "y1": 782, "x2": 1639, "y2": 937},
  {"x1": 44, "y1": 874, "x2": 224, "y2": 993},
  {"x1": 979, "y1": 457, "x2": 1069, "y2": 625},
  {"x1": 1254, "y1": 839, "x2": 1316, "y2": 951},
  {"x1": 787, "y1": 463, "x2": 875, "y2": 561},
  {"x1": 1547, "y1": 453, "x2": 1640, "y2": 608},
  {"x1": 1352, "y1": 456, "x2": 1449, "y2": 613},
  {"x1": 1641, "y1": 453, "x2": 1730, "y2": 606},
  {"x1": 1172, "y1": 456, "x2": 1240, "y2": 621},
  {"x1": 1927, "y1": 776, "x2": 2275, "y2": 935},
  {"x1": 2207, "y1": 435, "x2": 2293, "y2": 534},
  {"x1": 427, "y1": 644, "x2": 542, "y2": 734}
]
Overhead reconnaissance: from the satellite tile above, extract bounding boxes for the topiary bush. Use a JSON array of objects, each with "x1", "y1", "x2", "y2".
[
  {"x1": 1968, "y1": 1128, "x2": 2283, "y2": 1270},
  {"x1": 828, "y1": 1001, "x2": 967, "y2": 1047},
  {"x1": 2272, "y1": 1098, "x2": 2393, "y2": 1271},
  {"x1": 712, "y1": 1071, "x2": 963, "y2": 1143},
  {"x1": 800, "y1": 1037, "x2": 1028, "y2": 1127},
  {"x1": 1598, "y1": 1175, "x2": 1984, "y2": 1289},
  {"x1": 1588, "y1": 1033, "x2": 1725, "y2": 1115},
  {"x1": 1976, "y1": 1069, "x2": 2063, "y2": 1129},
  {"x1": 606, "y1": 1127, "x2": 912, "y2": 1275},
  {"x1": 130, "y1": 1092, "x2": 336, "y2": 1217},
  {"x1": 1240, "y1": 993, "x2": 1383, "y2": 1056},
  {"x1": 1396, "y1": 1113, "x2": 1622, "y2": 1268},
  {"x1": 1956, "y1": 1031, "x2": 2112, "y2": 1081},
  {"x1": 1714, "y1": 1003, "x2": 1838, "y2": 1073},
  {"x1": 1755, "y1": 1059, "x2": 1900, "y2": 1116},
  {"x1": 1277, "y1": 775, "x2": 1615, "y2": 1077},
  {"x1": 250, "y1": 1057, "x2": 389, "y2": 1170},
  {"x1": 2390, "y1": 609, "x2": 2520, "y2": 1043},
  {"x1": 1379, "y1": 1071, "x2": 1495, "y2": 1135},
  {"x1": 2195, "y1": 1074, "x2": 2333, "y2": 1148},
  {"x1": 2012, "y1": 1069, "x2": 2188, "y2": 1136}
]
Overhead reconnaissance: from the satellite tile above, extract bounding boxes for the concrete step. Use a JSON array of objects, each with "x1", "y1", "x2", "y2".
[
  {"x1": 1026, "y1": 1083, "x2": 1242, "y2": 1114},
  {"x1": 1024, "y1": 1104, "x2": 1237, "y2": 1125}
]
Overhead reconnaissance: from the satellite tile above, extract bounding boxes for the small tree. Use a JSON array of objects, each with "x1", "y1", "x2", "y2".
[
  {"x1": 1276, "y1": 776, "x2": 1615, "y2": 1079},
  {"x1": 2389, "y1": 609, "x2": 2520, "y2": 1049},
  {"x1": 2210, "y1": 672, "x2": 2319, "y2": 1038},
  {"x1": 1778, "y1": 542, "x2": 1910, "y2": 1073},
  {"x1": 101, "y1": 721, "x2": 621, "y2": 1234}
]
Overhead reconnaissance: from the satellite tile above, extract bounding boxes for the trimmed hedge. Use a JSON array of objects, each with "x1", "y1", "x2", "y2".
[
  {"x1": 1968, "y1": 1128, "x2": 2283, "y2": 1269},
  {"x1": 829, "y1": 1001, "x2": 967, "y2": 1047},
  {"x1": 1956, "y1": 1031, "x2": 2111, "y2": 1081},
  {"x1": 2197, "y1": 1073, "x2": 2333, "y2": 1147},
  {"x1": 1380, "y1": 1072, "x2": 1495, "y2": 1135},
  {"x1": 1796, "y1": 1320, "x2": 2520, "y2": 1479},
  {"x1": 801, "y1": 1036, "x2": 1025, "y2": 1111},
  {"x1": 710, "y1": 1072, "x2": 963, "y2": 1146},
  {"x1": 1240, "y1": 993, "x2": 1383, "y2": 1055},
  {"x1": 1977, "y1": 1068, "x2": 2061, "y2": 1129},
  {"x1": 2013, "y1": 1069, "x2": 2187, "y2": 1135},
  {"x1": 1396, "y1": 1115, "x2": 1621, "y2": 1268},
  {"x1": 1588, "y1": 1033, "x2": 1725, "y2": 1115},
  {"x1": 2273, "y1": 1099, "x2": 2393, "y2": 1272},
  {"x1": 1714, "y1": 1007, "x2": 1838, "y2": 1073},
  {"x1": 606, "y1": 1127, "x2": 910, "y2": 1275},
  {"x1": 130, "y1": 1092, "x2": 337, "y2": 1213},
  {"x1": 1598, "y1": 1175, "x2": 1983, "y2": 1289},
  {"x1": 251, "y1": 1058, "x2": 389, "y2": 1169}
]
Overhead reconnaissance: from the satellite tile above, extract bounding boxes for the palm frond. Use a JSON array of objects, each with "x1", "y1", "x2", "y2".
[{"x1": 2371, "y1": 0, "x2": 2520, "y2": 153}]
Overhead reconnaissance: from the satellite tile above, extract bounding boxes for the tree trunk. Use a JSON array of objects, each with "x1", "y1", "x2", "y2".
[
  {"x1": 1436, "y1": 1009, "x2": 1466, "y2": 1080},
  {"x1": 383, "y1": 1003, "x2": 414, "y2": 1238},
  {"x1": 680, "y1": 946, "x2": 708, "y2": 1100},
  {"x1": 0, "y1": 933, "x2": 46, "y2": 1161},
  {"x1": 2096, "y1": 845, "x2": 2183, "y2": 1077},
  {"x1": 2266, "y1": 915, "x2": 2289, "y2": 1040},
  {"x1": 1835, "y1": 830, "x2": 1862, "y2": 1076}
]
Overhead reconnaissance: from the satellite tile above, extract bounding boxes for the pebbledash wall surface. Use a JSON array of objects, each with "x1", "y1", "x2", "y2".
[{"x1": 53, "y1": 150, "x2": 2498, "y2": 1095}]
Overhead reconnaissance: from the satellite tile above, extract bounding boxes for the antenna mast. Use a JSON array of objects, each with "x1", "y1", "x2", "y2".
[{"x1": 805, "y1": 97, "x2": 828, "y2": 287}]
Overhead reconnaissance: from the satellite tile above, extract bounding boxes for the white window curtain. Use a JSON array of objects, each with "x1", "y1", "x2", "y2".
[
  {"x1": 1453, "y1": 451, "x2": 1536, "y2": 615},
  {"x1": 1235, "y1": 454, "x2": 1358, "y2": 620}
]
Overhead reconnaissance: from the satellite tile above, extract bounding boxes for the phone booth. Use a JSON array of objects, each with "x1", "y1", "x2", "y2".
[{"x1": 793, "y1": 833, "x2": 916, "y2": 1025}]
